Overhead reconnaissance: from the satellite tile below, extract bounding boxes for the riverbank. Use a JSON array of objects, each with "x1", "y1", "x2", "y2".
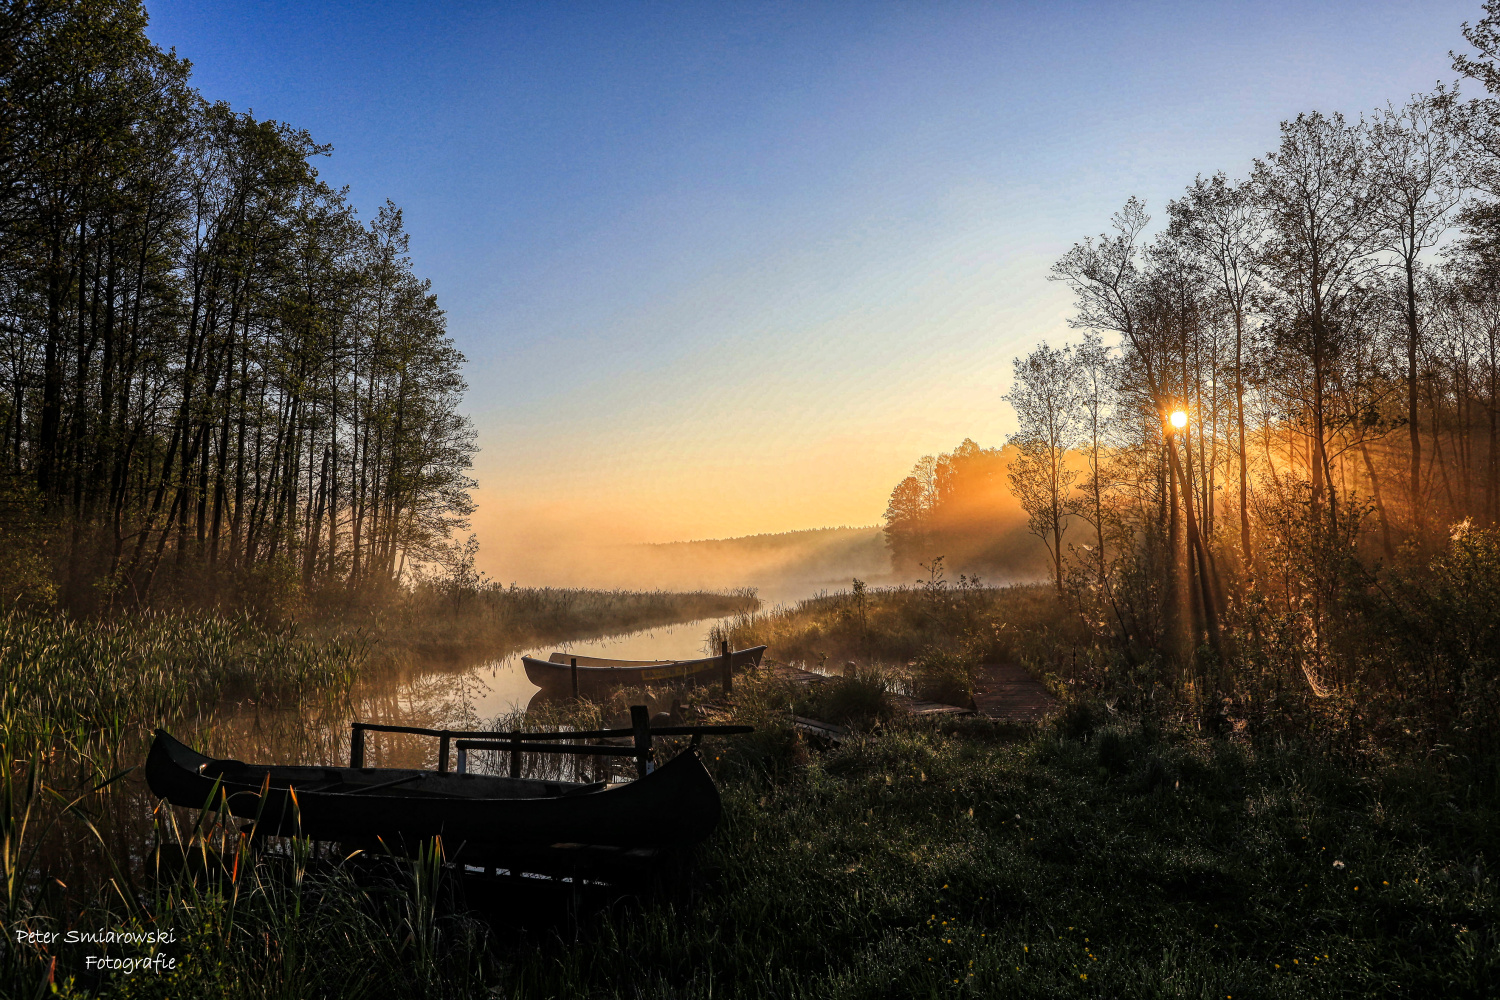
[
  {"x1": 505, "y1": 696, "x2": 1495, "y2": 998},
  {"x1": 6, "y1": 586, "x2": 1496, "y2": 997},
  {"x1": 323, "y1": 584, "x2": 759, "y2": 662}
]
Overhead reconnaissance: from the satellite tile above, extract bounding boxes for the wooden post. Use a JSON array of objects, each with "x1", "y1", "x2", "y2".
[
  {"x1": 456, "y1": 747, "x2": 468, "y2": 774},
  {"x1": 630, "y1": 704, "x2": 652, "y2": 779},
  {"x1": 438, "y1": 733, "x2": 450, "y2": 774},
  {"x1": 510, "y1": 734, "x2": 521, "y2": 779},
  {"x1": 571, "y1": 656, "x2": 579, "y2": 699},
  {"x1": 721, "y1": 640, "x2": 733, "y2": 695},
  {"x1": 350, "y1": 725, "x2": 365, "y2": 768}
]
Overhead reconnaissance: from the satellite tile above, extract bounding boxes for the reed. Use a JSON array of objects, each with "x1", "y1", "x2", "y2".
[
  {"x1": 0, "y1": 609, "x2": 364, "y2": 764},
  {"x1": 334, "y1": 585, "x2": 759, "y2": 660}
]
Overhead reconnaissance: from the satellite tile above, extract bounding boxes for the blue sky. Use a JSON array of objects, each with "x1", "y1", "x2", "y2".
[{"x1": 146, "y1": 1, "x2": 1480, "y2": 579}]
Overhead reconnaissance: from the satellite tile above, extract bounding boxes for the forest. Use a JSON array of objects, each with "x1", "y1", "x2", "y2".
[
  {"x1": 880, "y1": 15, "x2": 1500, "y2": 744},
  {"x1": 0, "y1": 0, "x2": 476, "y2": 614}
]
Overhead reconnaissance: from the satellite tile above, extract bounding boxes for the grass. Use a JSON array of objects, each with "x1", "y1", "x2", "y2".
[
  {"x1": 0, "y1": 609, "x2": 365, "y2": 764},
  {"x1": 338, "y1": 584, "x2": 759, "y2": 660},
  {"x1": 710, "y1": 579, "x2": 1073, "y2": 707},
  {"x1": 3, "y1": 582, "x2": 1496, "y2": 997},
  {"x1": 497, "y1": 694, "x2": 1497, "y2": 998}
]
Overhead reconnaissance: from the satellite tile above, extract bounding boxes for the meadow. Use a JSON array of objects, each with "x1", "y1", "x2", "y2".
[{"x1": 5, "y1": 576, "x2": 1494, "y2": 997}]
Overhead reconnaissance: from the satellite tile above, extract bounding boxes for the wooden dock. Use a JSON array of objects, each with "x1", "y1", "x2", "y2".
[
  {"x1": 972, "y1": 662, "x2": 1058, "y2": 722},
  {"x1": 763, "y1": 660, "x2": 1056, "y2": 724},
  {"x1": 767, "y1": 663, "x2": 973, "y2": 718}
]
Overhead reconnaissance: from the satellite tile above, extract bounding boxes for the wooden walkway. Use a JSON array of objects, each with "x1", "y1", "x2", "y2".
[
  {"x1": 765, "y1": 661, "x2": 1056, "y2": 724},
  {"x1": 972, "y1": 663, "x2": 1059, "y2": 722},
  {"x1": 767, "y1": 663, "x2": 973, "y2": 718}
]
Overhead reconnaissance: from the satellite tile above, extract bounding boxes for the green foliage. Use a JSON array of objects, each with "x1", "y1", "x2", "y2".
[
  {"x1": 800, "y1": 664, "x2": 897, "y2": 730},
  {"x1": 910, "y1": 647, "x2": 976, "y2": 706},
  {"x1": 0, "y1": 610, "x2": 364, "y2": 759},
  {"x1": 503, "y1": 712, "x2": 1498, "y2": 998}
]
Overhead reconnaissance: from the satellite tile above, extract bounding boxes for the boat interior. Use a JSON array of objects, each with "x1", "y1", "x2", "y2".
[
  {"x1": 198, "y1": 761, "x2": 609, "y2": 800},
  {"x1": 547, "y1": 652, "x2": 675, "y2": 667}
]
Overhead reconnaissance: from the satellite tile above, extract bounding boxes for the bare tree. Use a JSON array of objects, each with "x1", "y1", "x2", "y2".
[
  {"x1": 1366, "y1": 94, "x2": 1465, "y2": 521},
  {"x1": 1005, "y1": 343, "x2": 1081, "y2": 593},
  {"x1": 1167, "y1": 173, "x2": 1266, "y2": 573}
]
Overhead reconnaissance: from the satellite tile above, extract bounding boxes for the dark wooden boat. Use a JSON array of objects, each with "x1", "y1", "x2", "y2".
[
  {"x1": 146, "y1": 729, "x2": 723, "y2": 863},
  {"x1": 522, "y1": 645, "x2": 767, "y2": 694}
]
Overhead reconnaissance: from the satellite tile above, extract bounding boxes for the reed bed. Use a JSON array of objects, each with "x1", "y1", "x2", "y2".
[
  {"x1": 0, "y1": 610, "x2": 364, "y2": 766},
  {"x1": 349, "y1": 585, "x2": 760, "y2": 660}
]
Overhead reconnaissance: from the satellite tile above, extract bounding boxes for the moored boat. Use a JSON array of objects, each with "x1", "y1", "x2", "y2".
[
  {"x1": 146, "y1": 727, "x2": 729, "y2": 864},
  {"x1": 522, "y1": 645, "x2": 767, "y2": 694}
]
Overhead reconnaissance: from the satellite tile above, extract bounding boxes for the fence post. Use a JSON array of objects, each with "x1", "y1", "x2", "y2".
[
  {"x1": 630, "y1": 704, "x2": 653, "y2": 779},
  {"x1": 456, "y1": 746, "x2": 468, "y2": 774},
  {"x1": 571, "y1": 656, "x2": 579, "y2": 699},
  {"x1": 350, "y1": 724, "x2": 365, "y2": 769},
  {"x1": 510, "y1": 734, "x2": 521, "y2": 779},
  {"x1": 721, "y1": 640, "x2": 733, "y2": 695},
  {"x1": 438, "y1": 733, "x2": 450, "y2": 774}
]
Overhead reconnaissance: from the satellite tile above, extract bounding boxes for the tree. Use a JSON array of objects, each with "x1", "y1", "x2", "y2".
[
  {"x1": 1167, "y1": 173, "x2": 1265, "y2": 572},
  {"x1": 1005, "y1": 343, "x2": 1080, "y2": 593},
  {"x1": 1253, "y1": 112, "x2": 1382, "y2": 532},
  {"x1": 1366, "y1": 93, "x2": 1465, "y2": 522}
]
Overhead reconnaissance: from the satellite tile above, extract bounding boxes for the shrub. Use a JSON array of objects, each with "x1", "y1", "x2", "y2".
[
  {"x1": 799, "y1": 664, "x2": 896, "y2": 730},
  {"x1": 910, "y1": 647, "x2": 975, "y2": 706}
]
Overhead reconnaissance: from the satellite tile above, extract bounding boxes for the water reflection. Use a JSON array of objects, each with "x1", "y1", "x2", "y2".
[
  {"x1": 33, "y1": 612, "x2": 748, "y2": 896},
  {"x1": 192, "y1": 613, "x2": 738, "y2": 772}
]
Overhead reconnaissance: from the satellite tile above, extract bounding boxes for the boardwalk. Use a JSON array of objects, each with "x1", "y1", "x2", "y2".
[
  {"x1": 768, "y1": 663, "x2": 976, "y2": 718},
  {"x1": 972, "y1": 663, "x2": 1059, "y2": 722}
]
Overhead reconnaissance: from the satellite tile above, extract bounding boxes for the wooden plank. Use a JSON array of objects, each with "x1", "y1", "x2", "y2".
[
  {"x1": 792, "y1": 716, "x2": 850, "y2": 743},
  {"x1": 972, "y1": 663, "x2": 1059, "y2": 722},
  {"x1": 894, "y1": 695, "x2": 975, "y2": 717}
]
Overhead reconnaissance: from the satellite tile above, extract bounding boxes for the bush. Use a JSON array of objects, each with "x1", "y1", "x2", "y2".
[
  {"x1": 799, "y1": 664, "x2": 896, "y2": 730},
  {"x1": 910, "y1": 647, "x2": 975, "y2": 706}
]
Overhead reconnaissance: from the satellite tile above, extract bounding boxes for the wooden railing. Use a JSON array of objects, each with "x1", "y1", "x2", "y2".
[{"x1": 349, "y1": 705, "x2": 752, "y2": 779}]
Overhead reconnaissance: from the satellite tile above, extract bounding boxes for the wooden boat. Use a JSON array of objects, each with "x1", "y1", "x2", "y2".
[
  {"x1": 146, "y1": 729, "x2": 724, "y2": 863},
  {"x1": 522, "y1": 645, "x2": 767, "y2": 694}
]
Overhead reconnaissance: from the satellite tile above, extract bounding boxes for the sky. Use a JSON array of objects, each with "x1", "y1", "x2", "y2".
[{"x1": 145, "y1": 0, "x2": 1480, "y2": 582}]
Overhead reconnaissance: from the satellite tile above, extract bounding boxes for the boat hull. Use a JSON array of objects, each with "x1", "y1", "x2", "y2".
[
  {"x1": 146, "y1": 730, "x2": 721, "y2": 862},
  {"x1": 523, "y1": 645, "x2": 767, "y2": 694}
]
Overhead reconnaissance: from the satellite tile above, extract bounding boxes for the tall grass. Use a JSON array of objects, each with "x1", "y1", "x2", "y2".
[
  {"x1": 0, "y1": 609, "x2": 364, "y2": 764},
  {"x1": 336, "y1": 583, "x2": 757, "y2": 657},
  {"x1": 710, "y1": 579, "x2": 1073, "y2": 704}
]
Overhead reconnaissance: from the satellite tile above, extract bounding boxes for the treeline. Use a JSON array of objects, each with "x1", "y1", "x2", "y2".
[
  {"x1": 0, "y1": 1, "x2": 474, "y2": 611},
  {"x1": 884, "y1": 6, "x2": 1500, "y2": 736},
  {"x1": 882, "y1": 439, "x2": 1050, "y2": 578}
]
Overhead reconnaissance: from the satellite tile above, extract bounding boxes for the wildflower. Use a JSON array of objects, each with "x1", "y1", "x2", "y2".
[
  {"x1": 1081, "y1": 973, "x2": 1087, "y2": 980},
  {"x1": 1332, "y1": 860, "x2": 1345, "y2": 869}
]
